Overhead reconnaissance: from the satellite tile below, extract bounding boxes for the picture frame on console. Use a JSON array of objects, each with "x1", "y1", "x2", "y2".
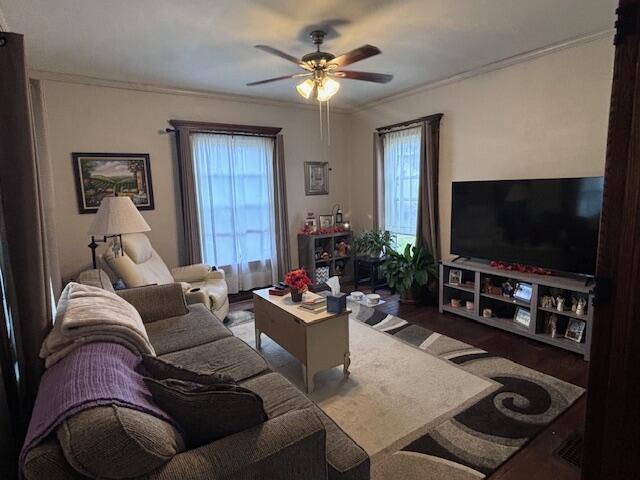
[
  {"x1": 565, "y1": 319, "x2": 586, "y2": 343},
  {"x1": 512, "y1": 282, "x2": 533, "y2": 303},
  {"x1": 513, "y1": 307, "x2": 531, "y2": 328},
  {"x1": 448, "y1": 269, "x2": 463, "y2": 285},
  {"x1": 319, "y1": 214, "x2": 334, "y2": 229}
]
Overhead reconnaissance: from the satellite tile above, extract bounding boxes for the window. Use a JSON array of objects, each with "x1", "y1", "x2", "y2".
[
  {"x1": 191, "y1": 133, "x2": 278, "y2": 292},
  {"x1": 382, "y1": 126, "x2": 421, "y2": 252}
]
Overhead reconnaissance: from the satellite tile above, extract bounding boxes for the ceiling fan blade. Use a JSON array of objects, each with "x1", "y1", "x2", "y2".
[
  {"x1": 330, "y1": 45, "x2": 381, "y2": 67},
  {"x1": 332, "y1": 70, "x2": 393, "y2": 83},
  {"x1": 255, "y1": 45, "x2": 304, "y2": 65},
  {"x1": 246, "y1": 73, "x2": 311, "y2": 86}
]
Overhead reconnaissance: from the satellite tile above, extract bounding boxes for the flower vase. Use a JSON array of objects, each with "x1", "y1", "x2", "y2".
[{"x1": 290, "y1": 289, "x2": 303, "y2": 303}]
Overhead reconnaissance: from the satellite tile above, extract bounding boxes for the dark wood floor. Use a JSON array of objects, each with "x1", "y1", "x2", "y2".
[{"x1": 231, "y1": 284, "x2": 588, "y2": 480}]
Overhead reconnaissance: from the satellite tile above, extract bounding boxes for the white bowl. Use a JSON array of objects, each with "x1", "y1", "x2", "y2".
[
  {"x1": 366, "y1": 293, "x2": 381, "y2": 305},
  {"x1": 350, "y1": 291, "x2": 365, "y2": 301}
]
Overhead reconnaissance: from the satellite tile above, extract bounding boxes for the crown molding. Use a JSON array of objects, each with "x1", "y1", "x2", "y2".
[
  {"x1": 352, "y1": 29, "x2": 614, "y2": 112},
  {"x1": 0, "y1": 4, "x2": 9, "y2": 32},
  {"x1": 28, "y1": 69, "x2": 352, "y2": 114}
]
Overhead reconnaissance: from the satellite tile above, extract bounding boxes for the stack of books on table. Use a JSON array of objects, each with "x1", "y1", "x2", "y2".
[{"x1": 299, "y1": 297, "x2": 326, "y2": 313}]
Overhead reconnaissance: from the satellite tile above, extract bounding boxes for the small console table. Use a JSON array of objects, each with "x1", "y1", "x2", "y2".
[{"x1": 439, "y1": 259, "x2": 594, "y2": 360}]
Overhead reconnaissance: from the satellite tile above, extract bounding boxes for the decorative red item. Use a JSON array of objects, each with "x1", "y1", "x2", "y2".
[
  {"x1": 490, "y1": 260, "x2": 552, "y2": 276},
  {"x1": 284, "y1": 268, "x2": 312, "y2": 293},
  {"x1": 298, "y1": 225, "x2": 347, "y2": 236}
]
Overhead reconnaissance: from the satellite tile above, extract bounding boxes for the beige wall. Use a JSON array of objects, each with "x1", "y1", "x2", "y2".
[
  {"x1": 42, "y1": 81, "x2": 351, "y2": 280},
  {"x1": 42, "y1": 35, "x2": 614, "y2": 281},
  {"x1": 348, "y1": 36, "x2": 614, "y2": 259}
]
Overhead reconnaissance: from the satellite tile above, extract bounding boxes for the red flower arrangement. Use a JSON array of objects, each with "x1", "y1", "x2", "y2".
[{"x1": 284, "y1": 268, "x2": 312, "y2": 293}]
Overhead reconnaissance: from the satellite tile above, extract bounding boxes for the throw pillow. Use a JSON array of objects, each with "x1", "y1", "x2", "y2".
[
  {"x1": 141, "y1": 354, "x2": 234, "y2": 385},
  {"x1": 144, "y1": 377, "x2": 267, "y2": 448}
]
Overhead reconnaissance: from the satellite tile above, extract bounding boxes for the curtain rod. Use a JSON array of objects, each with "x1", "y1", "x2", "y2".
[
  {"x1": 376, "y1": 113, "x2": 443, "y2": 133},
  {"x1": 164, "y1": 128, "x2": 277, "y2": 138}
]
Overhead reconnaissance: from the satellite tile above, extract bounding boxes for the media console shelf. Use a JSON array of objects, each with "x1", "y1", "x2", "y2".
[{"x1": 439, "y1": 259, "x2": 594, "y2": 360}]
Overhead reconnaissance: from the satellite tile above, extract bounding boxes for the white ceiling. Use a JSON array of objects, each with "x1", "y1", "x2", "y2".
[{"x1": 1, "y1": 0, "x2": 616, "y2": 107}]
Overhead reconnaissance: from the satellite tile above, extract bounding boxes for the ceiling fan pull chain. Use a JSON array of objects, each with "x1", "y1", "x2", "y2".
[
  {"x1": 327, "y1": 99, "x2": 331, "y2": 146},
  {"x1": 318, "y1": 98, "x2": 323, "y2": 144}
]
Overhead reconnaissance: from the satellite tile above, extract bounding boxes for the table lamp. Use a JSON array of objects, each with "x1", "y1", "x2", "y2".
[{"x1": 87, "y1": 196, "x2": 151, "y2": 269}]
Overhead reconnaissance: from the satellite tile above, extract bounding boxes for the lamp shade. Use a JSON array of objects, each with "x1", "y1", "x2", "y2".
[{"x1": 87, "y1": 196, "x2": 150, "y2": 236}]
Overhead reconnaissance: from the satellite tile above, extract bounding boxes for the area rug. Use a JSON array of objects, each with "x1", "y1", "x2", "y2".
[{"x1": 228, "y1": 302, "x2": 584, "y2": 479}]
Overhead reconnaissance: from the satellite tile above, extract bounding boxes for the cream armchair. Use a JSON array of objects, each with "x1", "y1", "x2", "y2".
[{"x1": 103, "y1": 233, "x2": 229, "y2": 321}]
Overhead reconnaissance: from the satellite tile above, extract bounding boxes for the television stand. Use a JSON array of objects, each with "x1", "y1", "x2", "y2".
[
  {"x1": 439, "y1": 259, "x2": 594, "y2": 360},
  {"x1": 451, "y1": 255, "x2": 470, "y2": 262}
]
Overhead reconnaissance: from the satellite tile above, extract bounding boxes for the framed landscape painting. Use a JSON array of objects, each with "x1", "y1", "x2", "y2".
[{"x1": 72, "y1": 153, "x2": 155, "y2": 213}]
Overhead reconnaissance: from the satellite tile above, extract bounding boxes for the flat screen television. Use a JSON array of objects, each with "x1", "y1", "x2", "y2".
[{"x1": 450, "y1": 177, "x2": 604, "y2": 276}]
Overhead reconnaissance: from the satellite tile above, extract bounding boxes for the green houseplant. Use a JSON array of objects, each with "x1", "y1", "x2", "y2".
[
  {"x1": 381, "y1": 243, "x2": 438, "y2": 303},
  {"x1": 353, "y1": 230, "x2": 393, "y2": 258}
]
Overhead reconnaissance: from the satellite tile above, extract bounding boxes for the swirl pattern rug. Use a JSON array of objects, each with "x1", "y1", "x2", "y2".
[
  {"x1": 348, "y1": 301, "x2": 584, "y2": 479},
  {"x1": 228, "y1": 302, "x2": 584, "y2": 480}
]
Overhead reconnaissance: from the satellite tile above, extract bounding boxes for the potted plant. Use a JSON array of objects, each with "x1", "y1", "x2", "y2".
[
  {"x1": 381, "y1": 243, "x2": 438, "y2": 303},
  {"x1": 284, "y1": 268, "x2": 312, "y2": 303},
  {"x1": 353, "y1": 230, "x2": 393, "y2": 258}
]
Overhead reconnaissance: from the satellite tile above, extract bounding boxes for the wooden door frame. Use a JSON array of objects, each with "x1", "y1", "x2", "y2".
[{"x1": 583, "y1": 1, "x2": 640, "y2": 478}]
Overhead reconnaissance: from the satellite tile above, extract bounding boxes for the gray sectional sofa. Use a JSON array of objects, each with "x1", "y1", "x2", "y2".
[{"x1": 23, "y1": 271, "x2": 369, "y2": 480}]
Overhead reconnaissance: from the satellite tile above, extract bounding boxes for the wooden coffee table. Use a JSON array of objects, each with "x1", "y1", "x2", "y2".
[{"x1": 253, "y1": 288, "x2": 350, "y2": 393}]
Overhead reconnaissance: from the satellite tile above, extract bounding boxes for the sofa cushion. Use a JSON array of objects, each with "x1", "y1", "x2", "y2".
[
  {"x1": 144, "y1": 377, "x2": 267, "y2": 448},
  {"x1": 146, "y1": 304, "x2": 232, "y2": 355},
  {"x1": 56, "y1": 405, "x2": 185, "y2": 479},
  {"x1": 76, "y1": 269, "x2": 115, "y2": 293},
  {"x1": 241, "y1": 373, "x2": 370, "y2": 480},
  {"x1": 141, "y1": 353, "x2": 234, "y2": 384},
  {"x1": 23, "y1": 436, "x2": 86, "y2": 480},
  {"x1": 117, "y1": 283, "x2": 189, "y2": 324},
  {"x1": 160, "y1": 336, "x2": 270, "y2": 382}
]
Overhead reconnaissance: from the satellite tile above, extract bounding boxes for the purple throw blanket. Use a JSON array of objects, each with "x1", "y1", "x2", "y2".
[{"x1": 20, "y1": 342, "x2": 178, "y2": 475}]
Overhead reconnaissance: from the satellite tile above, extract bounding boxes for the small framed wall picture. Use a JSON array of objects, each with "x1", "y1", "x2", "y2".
[
  {"x1": 513, "y1": 307, "x2": 531, "y2": 328},
  {"x1": 72, "y1": 152, "x2": 154, "y2": 213},
  {"x1": 304, "y1": 161, "x2": 329, "y2": 195},
  {"x1": 448, "y1": 269, "x2": 463, "y2": 285},
  {"x1": 565, "y1": 319, "x2": 586, "y2": 343},
  {"x1": 512, "y1": 282, "x2": 533, "y2": 303},
  {"x1": 318, "y1": 214, "x2": 334, "y2": 229}
]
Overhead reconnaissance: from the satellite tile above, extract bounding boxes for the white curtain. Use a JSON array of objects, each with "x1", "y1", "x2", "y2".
[
  {"x1": 383, "y1": 126, "x2": 422, "y2": 240},
  {"x1": 191, "y1": 133, "x2": 278, "y2": 293}
]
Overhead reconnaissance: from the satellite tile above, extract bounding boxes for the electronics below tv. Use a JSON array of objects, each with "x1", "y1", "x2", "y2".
[{"x1": 450, "y1": 177, "x2": 604, "y2": 276}]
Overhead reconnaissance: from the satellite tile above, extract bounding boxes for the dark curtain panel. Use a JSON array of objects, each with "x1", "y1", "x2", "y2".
[
  {"x1": 273, "y1": 134, "x2": 291, "y2": 279},
  {"x1": 0, "y1": 32, "x2": 60, "y2": 421},
  {"x1": 171, "y1": 124, "x2": 203, "y2": 265},
  {"x1": 416, "y1": 116, "x2": 443, "y2": 260},
  {"x1": 372, "y1": 132, "x2": 384, "y2": 230}
]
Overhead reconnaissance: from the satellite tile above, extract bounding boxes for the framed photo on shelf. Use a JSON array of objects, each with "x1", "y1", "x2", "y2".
[
  {"x1": 304, "y1": 161, "x2": 329, "y2": 195},
  {"x1": 565, "y1": 318, "x2": 586, "y2": 343},
  {"x1": 318, "y1": 214, "x2": 334, "y2": 229},
  {"x1": 513, "y1": 307, "x2": 531, "y2": 328},
  {"x1": 304, "y1": 218, "x2": 317, "y2": 232},
  {"x1": 513, "y1": 282, "x2": 533, "y2": 303},
  {"x1": 72, "y1": 152, "x2": 154, "y2": 213},
  {"x1": 448, "y1": 269, "x2": 463, "y2": 285}
]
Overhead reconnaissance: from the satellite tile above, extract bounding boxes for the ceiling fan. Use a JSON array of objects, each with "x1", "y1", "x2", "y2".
[{"x1": 247, "y1": 30, "x2": 393, "y2": 102}]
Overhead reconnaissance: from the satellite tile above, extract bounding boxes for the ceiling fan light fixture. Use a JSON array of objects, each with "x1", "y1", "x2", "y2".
[
  {"x1": 296, "y1": 78, "x2": 315, "y2": 99},
  {"x1": 316, "y1": 77, "x2": 340, "y2": 102}
]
